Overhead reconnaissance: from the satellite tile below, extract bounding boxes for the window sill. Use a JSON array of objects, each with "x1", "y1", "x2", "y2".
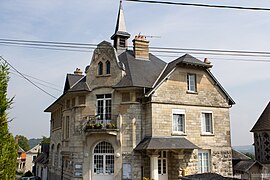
[
  {"x1": 120, "y1": 101, "x2": 140, "y2": 104},
  {"x1": 201, "y1": 133, "x2": 214, "y2": 136},
  {"x1": 96, "y1": 74, "x2": 111, "y2": 77},
  {"x1": 172, "y1": 132, "x2": 187, "y2": 136},
  {"x1": 186, "y1": 90, "x2": 198, "y2": 94}
]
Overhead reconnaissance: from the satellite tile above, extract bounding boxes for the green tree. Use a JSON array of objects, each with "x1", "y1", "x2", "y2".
[
  {"x1": 244, "y1": 152, "x2": 255, "y2": 160},
  {"x1": 41, "y1": 136, "x2": 50, "y2": 144},
  {"x1": 0, "y1": 62, "x2": 17, "y2": 179},
  {"x1": 16, "y1": 135, "x2": 30, "y2": 151}
]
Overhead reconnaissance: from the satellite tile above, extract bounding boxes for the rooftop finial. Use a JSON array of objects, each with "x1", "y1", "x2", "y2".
[{"x1": 111, "y1": 0, "x2": 130, "y2": 51}]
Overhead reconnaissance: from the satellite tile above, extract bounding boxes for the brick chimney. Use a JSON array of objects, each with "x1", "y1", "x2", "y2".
[
  {"x1": 74, "y1": 68, "x2": 82, "y2": 75},
  {"x1": 133, "y1": 35, "x2": 149, "y2": 60}
]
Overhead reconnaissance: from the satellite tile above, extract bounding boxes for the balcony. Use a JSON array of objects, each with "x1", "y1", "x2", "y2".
[{"x1": 82, "y1": 115, "x2": 119, "y2": 136}]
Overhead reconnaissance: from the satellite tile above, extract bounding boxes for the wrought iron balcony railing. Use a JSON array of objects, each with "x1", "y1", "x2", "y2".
[{"x1": 82, "y1": 115, "x2": 118, "y2": 132}]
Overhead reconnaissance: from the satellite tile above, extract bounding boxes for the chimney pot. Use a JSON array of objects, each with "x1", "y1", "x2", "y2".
[
  {"x1": 74, "y1": 68, "x2": 83, "y2": 75},
  {"x1": 133, "y1": 35, "x2": 150, "y2": 60}
]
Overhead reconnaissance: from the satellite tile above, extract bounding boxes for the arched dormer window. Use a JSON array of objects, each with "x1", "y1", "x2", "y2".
[
  {"x1": 106, "y1": 61, "x2": 111, "y2": 74},
  {"x1": 98, "y1": 62, "x2": 103, "y2": 75}
]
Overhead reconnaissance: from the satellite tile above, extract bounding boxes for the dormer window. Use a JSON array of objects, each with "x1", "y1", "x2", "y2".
[
  {"x1": 98, "y1": 62, "x2": 103, "y2": 75},
  {"x1": 106, "y1": 61, "x2": 111, "y2": 74}
]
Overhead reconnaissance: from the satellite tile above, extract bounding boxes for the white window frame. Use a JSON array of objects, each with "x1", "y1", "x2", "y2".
[
  {"x1": 187, "y1": 74, "x2": 197, "y2": 92},
  {"x1": 93, "y1": 141, "x2": 114, "y2": 175},
  {"x1": 96, "y1": 94, "x2": 112, "y2": 125},
  {"x1": 198, "y1": 150, "x2": 210, "y2": 173},
  {"x1": 172, "y1": 109, "x2": 186, "y2": 135},
  {"x1": 201, "y1": 111, "x2": 214, "y2": 135},
  {"x1": 158, "y1": 151, "x2": 168, "y2": 176}
]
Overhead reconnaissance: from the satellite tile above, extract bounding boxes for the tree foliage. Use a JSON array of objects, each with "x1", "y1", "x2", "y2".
[
  {"x1": 41, "y1": 136, "x2": 50, "y2": 144},
  {"x1": 16, "y1": 135, "x2": 30, "y2": 151},
  {"x1": 0, "y1": 62, "x2": 17, "y2": 179}
]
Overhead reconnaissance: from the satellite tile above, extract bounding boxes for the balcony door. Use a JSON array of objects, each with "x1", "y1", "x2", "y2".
[{"x1": 97, "y1": 94, "x2": 112, "y2": 124}]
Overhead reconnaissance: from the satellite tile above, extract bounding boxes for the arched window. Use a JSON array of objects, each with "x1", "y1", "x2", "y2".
[
  {"x1": 98, "y1": 62, "x2": 103, "y2": 75},
  {"x1": 93, "y1": 141, "x2": 114, "y2": 175},
  {"x1": 51, "y1": 144, "x2": 55, "y2": 166},
  {"x1": 106, "y1": 61, "x2": 110, "y2": 74},
  {"x1": 57, "y1": 144, "x2": 61, "y2": 168}
]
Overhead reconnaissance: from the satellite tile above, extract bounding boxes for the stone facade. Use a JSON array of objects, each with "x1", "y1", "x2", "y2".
[{"x1": 45, "y1": 2, "x2": 234, "y2": 180}]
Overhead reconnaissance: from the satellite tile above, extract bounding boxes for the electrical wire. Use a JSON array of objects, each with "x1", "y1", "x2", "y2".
[
  {"x1": 125, "y1": 0, "x2": 270, "y2": 12},
  {"x1": 10, "y1": 72, "x2": 62, "y2": 92},
  {"x1": 0, "y1": 56, "x2": 58, "y2": 99},
  {"x1": 2, "y1": 38, "x2": 270, "y2": 61}
]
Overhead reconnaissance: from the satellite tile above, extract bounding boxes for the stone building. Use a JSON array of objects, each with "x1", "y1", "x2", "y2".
[
  {"x1": 251, "y1": 101, "x2": 270, "y2": 176},
  {"x1": 45, "y1": 1, "x2": 235, "y2": 180}
]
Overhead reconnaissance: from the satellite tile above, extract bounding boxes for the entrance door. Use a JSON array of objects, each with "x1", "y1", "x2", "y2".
[
  {"x1": 93, "y1": 141, "x2": 114, "y2": 180},
  {"x1": 158, "y1": 151, "x2": 168, "y2": 180}
]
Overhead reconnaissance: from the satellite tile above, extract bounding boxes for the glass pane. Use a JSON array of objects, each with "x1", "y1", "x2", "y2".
[
  {"x1": 105, "y1": 155, "x2": 114, "y2": 174},
  {"x1": 94, "y1": 155, "x2": 103, "y2": 174},
  {"x1": 158, "y1": 159, "x2": 161, "y2": 174},
  {"x1": 163, "y1": 159, "x2": 166, "y2": 174}
]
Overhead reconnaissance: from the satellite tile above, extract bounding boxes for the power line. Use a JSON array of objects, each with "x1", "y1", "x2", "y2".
[
  {"x1": 2, "y1": 38, "x2": 270, "y2": 61},
  {"x1": 2, "y1": 38, "x2": 270, "y2": 56},
  {"x1": 10, "y1": 72, "x2": 62, "y2": 92},
  {"x1": 0, "y1": 56, "x2": 58, "y2": 99},
  {"x1": 125, "y1": 0, "x2": 270, "y2": 12}
]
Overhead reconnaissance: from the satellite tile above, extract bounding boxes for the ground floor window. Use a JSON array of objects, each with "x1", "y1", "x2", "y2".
[
  {"x1": 198, "y1": 150, "x2": 210, "y2": 173},
  {"x1": 93, "y1": 141, "x2": 114, "y2": 174}
]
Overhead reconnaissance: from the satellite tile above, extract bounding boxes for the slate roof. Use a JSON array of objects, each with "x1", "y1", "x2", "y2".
[
  {"x1": 234, "y1": 160, "x2": 263, "y2": 172},
  {"x1": 180, "y1": 173, "x2": 238, "y2": 180},
  {"x1": 64, "y1": 74, "x2": 84, "y2": 93},
  {"x1": 34, "y1": 153, "x2": 49, "y2": 165},
  {"x1": 251, "y1": 101, "x2": 270, "y2": 132},
  {"x1": 67, "y1": 76, "x2": 90, "y2": 92},
  {"x1": 232, "y1": 149, "x2": 251, "y2": 161},
  {"x1": 115, "y1": 50, "x2": 166, "y2": 88},
  {"x1": 135, "y1": 136, "x2": 198, "y2": 150}
]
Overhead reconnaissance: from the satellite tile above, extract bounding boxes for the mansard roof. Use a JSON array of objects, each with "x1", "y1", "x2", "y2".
[
  {"x1": 251, "y1": 102, "x2": 270, "y2": 132},
  {"x1": 114, "y1": 50, "x2": 166, "y2": 88}
]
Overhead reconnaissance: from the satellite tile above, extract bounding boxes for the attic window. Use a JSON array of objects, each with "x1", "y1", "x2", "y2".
[
  {"x1": 187, "y1": 74, "x2": 197, "y2": 92},
  {"x1": 98, "y1": 62, "x2": 103, "y2": 75},
  {"x1": 106, "y1": 61, "x2": 111, "y2": 74}
]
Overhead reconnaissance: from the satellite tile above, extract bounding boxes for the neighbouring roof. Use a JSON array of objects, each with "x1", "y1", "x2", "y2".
[
  {"x1": 135, "y1": 136, "x2": 198, "y2": 150},
  {"x1": 234, "y1": 160, "x2": 263, "y2": 172},
  {"x1": 251, "y1": 101, "x2": 270, "y2": 132},
  {"x1": 115, "y1": 50, "x2": 166, "y2": 88},
  {"x1": 180, "y1": 173, "x2": 238, "y2": 180},
  {"x1": 232, "y1": 149, "x2": 251, "y2": 161},
  {"x1": 33, "y1": 153, "x2": 49, "y2": 165}
]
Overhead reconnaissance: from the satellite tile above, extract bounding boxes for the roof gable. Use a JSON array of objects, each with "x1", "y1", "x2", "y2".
[
  {"x1": 251, "y1": 101, "x2": 270, "y2": 132},
  {"x1": 64, "y1": 74, "x2": 84, "y2": 93}
]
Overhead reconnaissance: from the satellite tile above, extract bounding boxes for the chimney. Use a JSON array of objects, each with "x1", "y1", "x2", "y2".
[
  {"x1": 133, "y1": 35, "x2": 149, "y2": 60},
  {"x1": 74, "y1": 68, "x2": 82, "y2": 75}
]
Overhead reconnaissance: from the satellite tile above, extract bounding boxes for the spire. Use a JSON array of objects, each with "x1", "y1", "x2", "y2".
[{"x1": 111, "y1": 0, "x2": 130, "y2": 52}]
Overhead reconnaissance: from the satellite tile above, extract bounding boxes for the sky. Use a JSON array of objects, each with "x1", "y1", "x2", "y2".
[{"x1": 1, "y1": 0, "x2": 270, "y2": 146}]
